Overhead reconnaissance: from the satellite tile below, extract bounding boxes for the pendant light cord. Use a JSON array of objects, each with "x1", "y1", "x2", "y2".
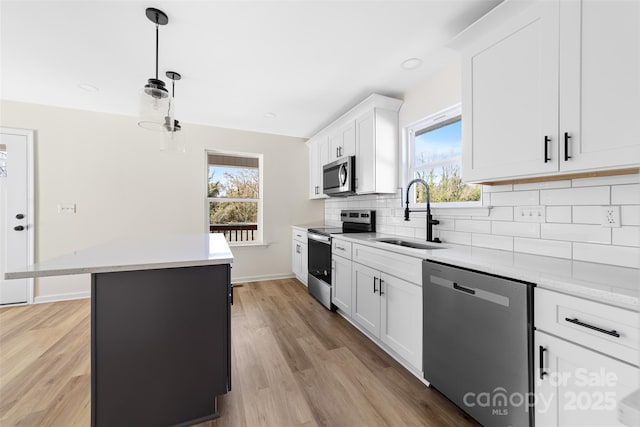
[{"x1": 155, "y1": 23, "x2": 159, "y2": 80}]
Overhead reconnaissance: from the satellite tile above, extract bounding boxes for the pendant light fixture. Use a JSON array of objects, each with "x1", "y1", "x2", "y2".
[
  {"x1": 138, "y1": 8, "x2": 170, "y2": 131},
  {"x1": 162, "y1": 71, "x2": 185, "y2": 152}
]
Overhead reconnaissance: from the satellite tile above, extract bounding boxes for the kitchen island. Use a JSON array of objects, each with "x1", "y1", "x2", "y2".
[{"x1": 5, "y1": 233, "x2": 234, "y2": 427}]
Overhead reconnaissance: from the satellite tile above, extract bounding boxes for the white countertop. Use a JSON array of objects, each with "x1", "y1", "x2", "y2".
[
  {"x1": 4, "y1": 233, "x2": 234, "y2": 279},
  {"x1": 333, "y1": 232, "x2": 640, "y2": 310}
]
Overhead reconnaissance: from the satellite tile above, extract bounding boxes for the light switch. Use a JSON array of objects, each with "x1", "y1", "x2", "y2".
[{"x1": 515, "y1": 206, "x2": 545, "y2": 223}]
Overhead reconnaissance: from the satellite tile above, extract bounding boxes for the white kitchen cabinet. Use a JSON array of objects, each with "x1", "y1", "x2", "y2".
[
  {"x1": 351, "y1": 262, "x2": 381, "y2": 337},
  {"x1": 328, "y1": 121, "x2": 356, "y2": 162},
  {"x1": 558, "y1": 0, "x2": 640, "y2": 172},
  {"x1": 350, "y1": 250, "x2": 422, "y2": 371},
  {"x1": 306, "y1": 94, "x2": 402, "y2": 199},
  {"x1": 535, "y1": 331, "x2": 638, "y2": 427},
  {"x1": 307, "y1": 137, "x2": 329, "y2": 199},
  {"x1": 460, "y1": 0, "x2": 639, "y2": 183},
  {"x1": 331, "y1": 252, "x2": 352, "y2": 315},
  {"x1": 355, "y1": 108, "x2": 400, "y2": 194},
  {"x1": 291, "y1": 228, "x2": 308, "y2": 285},
  {"x1": 379, "y1": 272, "x2": 422, "y2": 369}
]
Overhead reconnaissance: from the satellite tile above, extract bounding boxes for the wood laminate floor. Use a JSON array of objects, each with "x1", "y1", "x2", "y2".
[{"x1": 0, "y1": 278, "x2": 478, "y2": 427}]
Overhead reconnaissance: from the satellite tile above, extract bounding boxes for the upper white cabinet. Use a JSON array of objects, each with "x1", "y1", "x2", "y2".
[
  {"x1": 459, "y1": 0, "x2": 640, "y2": 183},
  {"x1": 307, "y1": 137, "x2": 329, "y2": 199},
  {"x1": 328, "y1": 121, "x2": 356, "y2": 162},
  {"x1": 306, "y1": 94, "x2": 403, "y2": 198}
]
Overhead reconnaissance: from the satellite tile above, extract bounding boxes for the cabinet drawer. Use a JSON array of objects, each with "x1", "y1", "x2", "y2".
[
  {"x1": 352, "y1": 243, "x2": 422, "y2": 285},
  {"x1": 292, "y1": 229, "x2": 307, "y2": 243},
  {"x1": 332, "y1": 239, "x2": 352, "y2": 259},
  {"x1": 535, "y1": 288, "x2": 639, "y2": 366}
]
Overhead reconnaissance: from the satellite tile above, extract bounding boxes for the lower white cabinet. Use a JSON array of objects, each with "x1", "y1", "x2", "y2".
[
  {"x1": 534, "y1": 331, "x2": 638, "y2": 427},
  {"x1": 291, "y1": 229, "x2": 308, "y2": 285},
  {"x1": 331, "y1": 254, "x2": 352, "y2": 315},
  {"x1": 351, "y1": 261, "x2": 422, "y2": 370}
]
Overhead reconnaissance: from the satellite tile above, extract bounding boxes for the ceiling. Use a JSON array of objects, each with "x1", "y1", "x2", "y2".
[{"x1": 0, "y1": 1, "x2": 502, "y2": 138}]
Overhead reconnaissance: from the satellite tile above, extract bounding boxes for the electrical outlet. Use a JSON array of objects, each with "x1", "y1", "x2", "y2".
[
  {"x1": 601, "y1": 206, "x2": 620, "y2": 228},
  {"x1": 57, "y1": 203, "x2": 77, "y2": 214}
]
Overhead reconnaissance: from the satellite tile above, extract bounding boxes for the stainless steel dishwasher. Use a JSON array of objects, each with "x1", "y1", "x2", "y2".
[{"x1": 423, "y1": 260, "x2": 534, "y2": 427}]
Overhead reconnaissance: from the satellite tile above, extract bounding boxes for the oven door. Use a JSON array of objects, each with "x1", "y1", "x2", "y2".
[{"x1": 307, "y1": 233, "x2": 334, "y2": 310}]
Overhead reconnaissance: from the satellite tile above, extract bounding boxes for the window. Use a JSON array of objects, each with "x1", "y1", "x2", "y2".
[
  {"x1": 406, "y1": 104, "x2": 481, "y2": 207},
  {"x1": 207, "y1": 152, "x2": 263, "y2": 244}
]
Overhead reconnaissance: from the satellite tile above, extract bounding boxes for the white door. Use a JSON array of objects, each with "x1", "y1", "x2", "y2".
[
  {"x1": 461, "y1": 0, "x2": 560, "y2": 182},
  {"x1": 379, "y1": 273, "x2": 422, "y2": 370},
  {"x1": 331, "y1": 254, "x2": 352, "y2": 315},
  {"x1": 351, "y1": 262, "x2": 380, "y2": 337},
  {"x1": 355, "y1": 110, "x2": 375, "y2": 194},
  {"x1": 535, "y1": 331, "x2": 639, "y2": 427},
  {"x1": 0, "y1": 129, "x2": 34, "y2": 305},
  {"x1": 292, "y1": 239, "x2": 302, "y2": 279},
  {"x1": 559, "y1": 0, "x2": 640, "y2": 171}
]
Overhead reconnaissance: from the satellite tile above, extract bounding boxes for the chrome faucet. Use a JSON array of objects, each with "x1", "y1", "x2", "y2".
[{"x1": 404, "y1": 178, "x2": 441, "y2": 243}]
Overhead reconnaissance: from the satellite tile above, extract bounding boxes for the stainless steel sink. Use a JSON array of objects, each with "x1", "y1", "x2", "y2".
[{"x1": 372, "y1": 238, "x2": 446, "y2": 250}]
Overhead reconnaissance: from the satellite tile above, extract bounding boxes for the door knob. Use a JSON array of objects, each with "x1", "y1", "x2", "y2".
[
  {"x1": 16, "y1": 214, "x2": 24, "y2": 219},
  {"x1": 14, "y1": 225, "x2": 25, "y2": 231}
]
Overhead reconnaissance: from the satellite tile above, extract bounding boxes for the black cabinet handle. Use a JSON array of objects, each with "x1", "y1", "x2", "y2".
[
  {"x1": 453, "y1": 282, "x2": 475, "y2": 295},
  {"x1": 14, "y1": 225, "x2": 25, "y2": 231},
  {"x1": 379, "y1": 279, "x2": 384, "y2": 296},
  {"x1": 544, "y1": 136, "x2": 551, "y2": 163},
  {"x1": 564, "y1": 132, "x2": 572, "y2": 161},
  {"x1": 373, "y1": 277, "x2": 378, "y2": 294},
  {"x1": 565, "y1": 317, "x2": 620, "y2": 338},
  {"x1": 539, "y1": 346, "x2": 547, "y2": 380},
  {"x1": 229, "y1": 284, "x2": 234, "y2": 305},
  {"x1": 16, "y1": 213, "x2": 25, "y2": 219}
]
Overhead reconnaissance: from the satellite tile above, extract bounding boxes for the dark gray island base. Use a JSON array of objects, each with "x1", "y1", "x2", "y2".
[{"x1": 91, "y1": 264, "x2": 232, "y2": 427}]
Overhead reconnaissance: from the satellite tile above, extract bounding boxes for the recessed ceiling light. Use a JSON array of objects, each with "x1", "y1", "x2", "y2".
[
  {"x1": 78, "y1": 83, "x2": 99, "y2": 92},
  {"x1": 264, "y1": 112, "x2": 277, "y2": 119},
  {"x1": 401, "y1": 58, "x2": 423, "y2": 70}
]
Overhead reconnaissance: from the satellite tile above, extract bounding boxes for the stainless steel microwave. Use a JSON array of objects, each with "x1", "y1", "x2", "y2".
[{"x1": 323, "y1": 156, "x2": 356, "y2": 197}]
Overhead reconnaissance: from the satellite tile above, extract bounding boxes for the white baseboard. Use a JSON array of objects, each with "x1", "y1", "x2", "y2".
[
  {"x1": 34, "y1": 291, "x2": 91, "y2": 304},
  {"x1": 232, "y1": 272, "x2": 295, "y2": 284}
]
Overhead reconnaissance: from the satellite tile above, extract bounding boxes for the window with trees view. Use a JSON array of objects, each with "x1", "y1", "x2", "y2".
[
  {"x1": 207, "y1": 152, "x2": 262, "y2": 243},
  {"x1": 407, "y1": 104, "x2": 481, "y2": 206}
]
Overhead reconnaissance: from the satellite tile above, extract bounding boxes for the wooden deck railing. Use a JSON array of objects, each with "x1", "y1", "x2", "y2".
[{"x1": 209, "y1": 223, "x2": 258, "y2": 242}]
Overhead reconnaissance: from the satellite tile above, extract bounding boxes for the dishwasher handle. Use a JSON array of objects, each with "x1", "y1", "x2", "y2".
[{"x1": 453, "y1": 282, "x2": 475, "y2": 295}]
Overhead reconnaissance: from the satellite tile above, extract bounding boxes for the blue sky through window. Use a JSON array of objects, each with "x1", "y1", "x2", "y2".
[{"x1": 414, "y1": 120, "x2": 462, "y2": 165}]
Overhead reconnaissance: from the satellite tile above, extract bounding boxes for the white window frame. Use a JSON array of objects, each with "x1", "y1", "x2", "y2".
[
  {"x1": 403, "y1": 103, "x2": 483, "y2": 209},
  {"x1": 205, "y1": 149, "x2": 264, "y2": 246}
]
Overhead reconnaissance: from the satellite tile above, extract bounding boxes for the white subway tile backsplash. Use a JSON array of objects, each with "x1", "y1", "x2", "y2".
[
  {"x1": 621, "y1": 206, "x2": 640, "y2": 226},
  {"x1": 455, "y1": 219, "x2": 491, "y2": 234},
  {"x1": 540, "y1": 186, "x2": 609, "y2": 206},
  {"x1": 514, "y1": 238, "x2": 572, "y2": 259},
  {"x1": 572, "y1": 174, "x2": 640, "y2": 187},
  {"x1": 486, "y1": 206, "x2": 514, "y2": 221},
  {"x1": 573, "y1": 243, "x2": 640, "y2": 268},
  {"x1": 513, "y1": 180, "x2": 571, "y2": 191},
  {"x1": 541, "y1": 223, "x2": 611, "y2": 244},
  {"x1": 572, "y1": 206, "x2": 602, "y2": 225},
  {"x1": 439, "y1": 230, "x2": 472, "y2": 245},
  {"x1": 490, "y1": 190, "x2": 539, "y2": 206},
  {"x1": 472, "y1": 233, "x2": 514, "y2": 251},
  {"x1": 612, "y1": 184, "x2": 640, "y2": 205},
  {"x1": 483, "y1": 184, "x2": 513, "y2": 193},
  {"x1": 492, "y1": 221, "x2": 540, "y2": 238},
  {"x1": 324, "y1": 174, "x2": 639, "y2": 266},
  {"x1": 546, "y1": 206, "x2": 572, "y2": 223},
  {"x1": 612, "y1": 227, "x2": 640, "y2": 247}
]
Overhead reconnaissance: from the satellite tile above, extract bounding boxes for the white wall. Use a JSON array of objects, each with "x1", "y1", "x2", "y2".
[
  {"x1": 0, "y1": 100, "x2": 323, "y2": 300},
  {"x1": 325, "y1": 59, "x2": 640, "y2": 269}
]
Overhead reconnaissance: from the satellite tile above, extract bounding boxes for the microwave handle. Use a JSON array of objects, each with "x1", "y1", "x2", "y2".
[{"x1": 339, "y1": 163, "x2": 348, "y2": 186}]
